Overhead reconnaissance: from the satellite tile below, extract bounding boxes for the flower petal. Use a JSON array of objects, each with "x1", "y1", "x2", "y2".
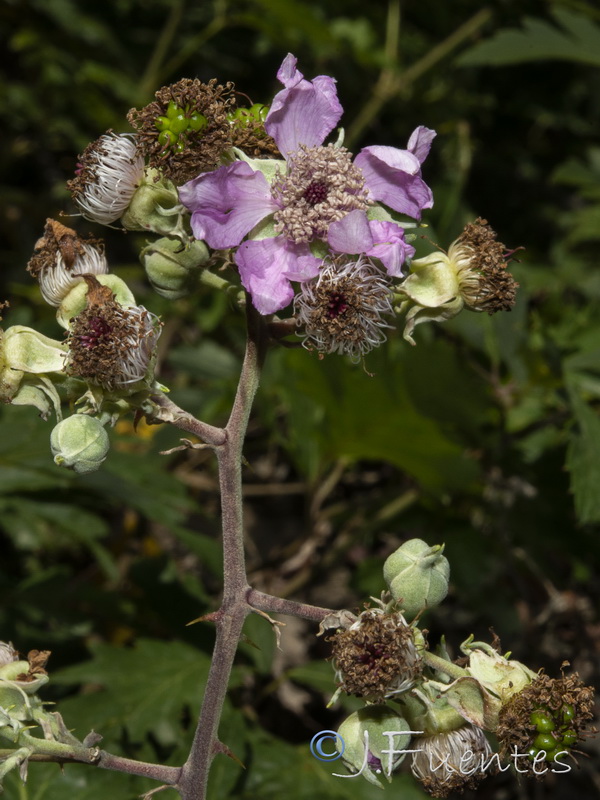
[
  {"x1": 265, "y1": 54, "x2": 343, "y2": 156},
  {"x1": 366, "y1": 220, "x2": 415, "y2": 277},
  {"x1": 235, "y1": 237, "x2": 321, "y2": 314},
  {"x1": 179, "y1": 161, "x2": 276, "y2": 249},
  {"x1": 407, "y1": 126, "x2": 437, "y2": 164},
  {"x1": 327, "y1": 209, "x2": 374, "y2": 255},
  {"x1": 355, "y1": 146, "x2": 434, "y2": 220}
]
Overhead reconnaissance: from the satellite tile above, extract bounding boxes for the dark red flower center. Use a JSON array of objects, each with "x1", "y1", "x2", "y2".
[
  {"x1": 303, "y1": 180, "x2": 328, "y2": 206},
  {"x1": 78, "y1": 316, "x2": 111, "y2": 348},
  {"x1": 326, "y1": 292, "x2": 349, "y2": 318}
]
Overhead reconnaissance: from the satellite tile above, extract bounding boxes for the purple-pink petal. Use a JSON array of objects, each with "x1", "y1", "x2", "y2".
[
  {"x1": 276, "y1": 53, "x2": 305, "y2": 88},
  {"x1": 354, "y1": 146, "x2": 434, "y2": 220},
  {"x1": 265, "y1": 53, "x2": 343, "y2": 156},
  {"x1": 407, "y1": 126, "x2": 437, "y2": 164},
  {"x1": 328, "y1": 213, "x2": 414, "y2": 277},
  {"x1": 327, "y1": 209, "x2": 374, "y2": 255},
  {"x1": 179, "y1": 161, "x2": 276, "y2": 249},
  {"x1": 235, "y1": 236, "x2": 321, "y2": 315},
  {"x1": 366, "y1": 220, "x2": 415, "y2": 277}
]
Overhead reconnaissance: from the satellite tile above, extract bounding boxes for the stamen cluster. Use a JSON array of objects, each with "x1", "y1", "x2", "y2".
[
  {"x1": 66, "y1": 277, "x2": 160, "y2": 390},
  {"x1": 26, "y1": 220, "x2": 107, "y2": 307},
  {"x1": 451, "y1": 218, "x2": 519, "y2": 313},
  {"x1": 272, "y1": 144, "x2": 369, "y2": 243},
  {"x1": 411, "y1": 726, "x2": 494, "y2": 798},
  {"x1": 294, "y1": 256, "x2": 394, "y2": 361},
  {"x1": 67, "y1": 133, "x2": 145, "y2": 225}
]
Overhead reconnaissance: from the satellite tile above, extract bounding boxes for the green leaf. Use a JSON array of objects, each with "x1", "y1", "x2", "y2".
[
  {"x1": 458, "y1": 9, "x2": 600, "y2": 67},
  {"x1": 3, "y1": 760, "x2": 160, "y2": 800},
  {"x1": 265, "y1": 344, "x2": 479, "y2": 492},
  {"x1": 52, "y1": 639, "x2": 211, "y2": 745}
]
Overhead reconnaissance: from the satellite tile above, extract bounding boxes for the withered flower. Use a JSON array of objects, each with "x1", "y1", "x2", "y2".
[
  {"x1": 66, "y1": 276, "x2": 160, "y2": 391},
  {"x1": 67, "y1": 132, "x2": 145, "y2": 225},
  {"x1": 329, "y1": 607, "x2": 423, "y2": 701},
  {"x1": 27, "y1": 220, "x2": 107, "y2": 307},
  {"x1": 497, "y1": 670, "x2": 596, "y2": 777},
  {"x1": 411, "y1": 725, "x2": 494, "y2": 798},
  {"x1": 399, "y1": 218, "x2": 519, "y2": 344},
  {"x1": 127, "y1": 78, "x2": 236, "y2": 183}
]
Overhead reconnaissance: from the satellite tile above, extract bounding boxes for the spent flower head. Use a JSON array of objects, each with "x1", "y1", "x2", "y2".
[
  {"x1": 329, "y1": 604, "x2": 423, "y2": 701},
  {"x1": 411, "y1": 725, "x2": 494, "y2": 798},
  {"x1": 496, "y1": 669, "x2": 596, "y2": 776},
  {"x1": 67, "y1": 132, "x2": 145, "y2": 225},
  {"x1": 0, "y1": 641, "x2": 19, "y2": 667},
  {"x1": 293, "y1": 254, "x2": 394, "y2": 361},
  {"x1": 128, "y1": 78, "x2": 235, "y2": 184},
  {"x1": 66, "y1": 276, "x2": 161, "y2": 391},
  {"x1": 27, "y1": 220, "x2": 108, "y2": 307},
  {"x1": 399, "y1": 218, "x2": 519, "y2": 344}
]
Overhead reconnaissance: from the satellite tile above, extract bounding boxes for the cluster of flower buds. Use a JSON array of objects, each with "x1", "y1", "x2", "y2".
[
  {"x1": 0, "y1": 218, "x2": 165, "y2": 473},
  {"x1": 322, "y1": 538, "x2": 596, "y2": 796}
]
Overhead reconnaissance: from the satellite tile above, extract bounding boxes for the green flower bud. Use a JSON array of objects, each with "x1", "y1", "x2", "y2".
[
  {"x1": 141, "y1": 237, "x2": 209, "y2": 299},
  {"x1": 383, "y1": 538, "x2": 450, "y2": 618},
  {"x1": 120, "y1": 169, "x2": 185, "y2": 238},
  {"x1": 50, "y1": 415, "x2": 110, "y2": 474},
  {"x1": 337, "y1": 706, "x2": 412, "y2": 787}
]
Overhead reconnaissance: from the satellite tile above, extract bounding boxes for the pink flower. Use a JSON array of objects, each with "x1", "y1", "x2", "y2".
[{"x1": 180, "y1": 54, "x2": 434, "y2": 314}]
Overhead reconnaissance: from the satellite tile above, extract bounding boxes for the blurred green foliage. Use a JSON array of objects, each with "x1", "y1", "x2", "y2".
[{"x1": 1, "y1": 1, "x2": 599, "y2": 798}]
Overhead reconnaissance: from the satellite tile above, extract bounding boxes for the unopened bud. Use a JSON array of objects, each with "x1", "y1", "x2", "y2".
[
  {"x1": 337, "y1": 706, "x2": 412, "y2": 787},
  {"x1": 383, "y1": 538, "x2": 450, "y2": 618},
  {"x1": 141, "y1": 237, "x2": 209, "y2": 299},
  {"x1": 50, "y1": 415, "x2": 110, "y2": 474},
  {"x1": 120, "y1": 171, "x2": 184, "y2": 237}
]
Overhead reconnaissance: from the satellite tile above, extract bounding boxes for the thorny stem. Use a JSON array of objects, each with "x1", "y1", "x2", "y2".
[
  {"x1": 178, "y1": 298, "x2": 269, "y2": 800},
  {"x1": 247, "y1": 590, "x2": 333, "y2": 623},
  {"x1": 151, "y1": 393, "x2": 227, "y2": 448},
  {"x1": 2, "y1": 301, "x2": 335, "y2": 797},
  {"x1": 0, "y1": 746, "x2": 181, "y2": 784}
]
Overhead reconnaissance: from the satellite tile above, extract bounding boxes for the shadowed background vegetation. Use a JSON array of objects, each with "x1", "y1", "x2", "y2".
[{"x1": 1, "y1": 1, "x2": 599, "y2": 798}]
